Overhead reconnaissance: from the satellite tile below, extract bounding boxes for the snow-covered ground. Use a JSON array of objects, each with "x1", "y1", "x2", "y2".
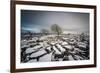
[{"x1": 21, "y1": 35, "x2": 89, "y2": 63}]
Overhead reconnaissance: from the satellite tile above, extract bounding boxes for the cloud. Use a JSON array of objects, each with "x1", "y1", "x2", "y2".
[{"x1": 21, "y1": 10, "x2": 89, "y2": 34}]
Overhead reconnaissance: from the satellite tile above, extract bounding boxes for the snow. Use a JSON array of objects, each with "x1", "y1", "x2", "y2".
[
  {"x1": 27, "y1": 59, "x2": 37, "y2": 63},
  {"x1": 61, "y1": 41, "x2": 68, "y2": 45},
  {"x1": 50, "y1": 41, "x2": 57, "y2": 45},
  {"x1": 77, "y1": 42, "x2": 87, "y2": 48},
  {"x1": 21, "y1": 34, "x2": 89, "y2": 62},
  {"x1": 53, "y1": 46, "x2": 61, "y2": 54},
  {"x1": 39, "y1": 53, "x2": 52, "y2": 62},
  {"x1": 74, "y1": 55, "x2": 84, "y2": 60},
  {"x1": 46, "y1": 46, "x2": 51, "y2": 51},
  {"x1": 62, "y1": 37, "x2": 69, "y2": 40},
  {"x1": 74, "y1": 48, "x2": 84, "y2": 52},
  {"x1": 69, "y1": 41, "x2": 75, "y2": 45},
  {"x1": 21, "y1": 40, "x2": 29, "y2": 48},
  {"x1": 56, "y1": 44, "x2": 66, "y2": 52},
  {"x1": 25, "y1": 45, "x2": 42, "y2": 53},
  {"x1": 39, "y1": 36, "x2": 48, "y2": 40},
  {"x1": 25, "y1": 48, "x2": 33, "y2": 53},
  {"x1": 21, "y1": 44, "x2": 29, "y2": 49},
  {"x1": 59, "y1": 58, "x2": 63, "y2": 61},
  {"x1": 32, "y1": 37, "x2": 38, "y2": 41},
  {"x1": 64, "y1": 45, "x2": 73, "y2": 50},
  {"x1": 42, "y1": 41, "x2": 49, "y2": 47},
  {"x1": 30, "y1": 50, "x2": 46, "y2": 58},
  {"x1": 68, "y1": 55, "x2": 74, "y2": 60}
]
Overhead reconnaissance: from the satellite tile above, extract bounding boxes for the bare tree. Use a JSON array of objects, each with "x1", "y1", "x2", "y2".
[{"x1": 51, "y1": 24, "x2": 62, "y2": 38}]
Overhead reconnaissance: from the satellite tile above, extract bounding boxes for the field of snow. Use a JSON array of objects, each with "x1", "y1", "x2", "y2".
[{"x1": 21, "y1": 34, "x2": 89, "y2": 63}]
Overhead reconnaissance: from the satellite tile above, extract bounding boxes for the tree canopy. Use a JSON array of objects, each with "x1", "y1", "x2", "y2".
[{"x1": 51, "y1": 24, "x2": 62, "y2": 36}]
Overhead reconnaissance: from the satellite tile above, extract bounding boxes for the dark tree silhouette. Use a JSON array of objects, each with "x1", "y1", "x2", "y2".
[{"x1": 51, "y1": 24, "x2": 62, "y2": 39}]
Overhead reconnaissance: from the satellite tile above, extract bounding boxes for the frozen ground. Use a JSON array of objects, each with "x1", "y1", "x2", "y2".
[{"x1": 21, "y1": 35, "x2": 89, "y2": 63}]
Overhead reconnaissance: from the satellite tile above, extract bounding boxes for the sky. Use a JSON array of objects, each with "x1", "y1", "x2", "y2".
[{"x1": 21, "y1": 10, "x2": 89, "y2": 34}]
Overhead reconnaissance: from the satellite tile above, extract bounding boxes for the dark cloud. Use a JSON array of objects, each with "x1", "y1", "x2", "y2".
[{"x1": 21, "y1": 10, "x2": 89, "y2": 34}]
